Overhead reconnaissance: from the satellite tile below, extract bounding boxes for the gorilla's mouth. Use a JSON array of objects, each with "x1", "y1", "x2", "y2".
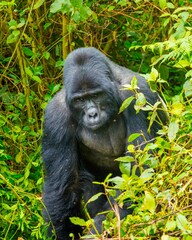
[{"x1": 85, "y1": 121, "x2": 104, "y2": 131}]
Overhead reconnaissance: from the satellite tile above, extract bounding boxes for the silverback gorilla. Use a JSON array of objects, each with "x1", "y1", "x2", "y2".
[{"x1": 42, "y1": 47, "x2": 166, "y2": 239}]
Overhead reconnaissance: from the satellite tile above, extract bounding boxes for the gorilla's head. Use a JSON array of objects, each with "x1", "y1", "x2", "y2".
[{"x1": 63, "y1": 48, "x2": 121, "y2": 130}]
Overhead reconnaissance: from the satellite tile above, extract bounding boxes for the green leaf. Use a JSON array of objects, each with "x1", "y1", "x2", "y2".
[
  {"x1": 167, "y1": 2, "x2": 175, "y2": 9},
  {"x1": 128, "y1": 133, "x2": 141, "y2": 142},
  {"x1": 150, "y1": 67, "x2": 159, "y2": 81},
  {"x1": 32, "y1": 75, "x2": 42, "y2": 83},
  {"x1": 131, "y1": 76, "x2": 138, "y2": 89},
  {"x1": 50, "y1": 0, "x2": 72, "y2": 14},
  {"x1": 15, "y1": 151, "x2": 22, "y2": 163},
  {"x1": 140, "y1": 168, "x2": 154, "y2": 183},
  {"x1": 119, "y1": 162, "x2": 131, "y2": 175},
  {"x1": 119, "y1": 96, "x2": 134, "y2": 113},
  {"x1": 183, "y1": 80, "x2": 192, "y2": 98},
  {"x1": 176, "y1": 214, "x2": 190, "y2": 231},
  {"x1": 33, "y1": 0, "x2": 45, "y2": 9},
  {"x1": 23, "y1": 47, "x2": 34, "y2": 57},
  {"x1": 159, "y1": 0, "x2": 167, "y2": 9},
  {"x1": 70, "y1": 0, "x2": 82, "y2": 8},
  {"x1": 25, "y1": 67, "x2": 42, "y2": 83},
  {"x1": 25, "y1": 67, "x2": 33, "y2": 77},
  {"x1": 109, "y1": 176, "x2": 125, "y2": 187},
  {"x1": 127, "y1": 144, "x2": 135, "y2": 153},
  {"x1": 165, "y1": 220, "x2": 176, "y2": 231},
  {"x1": 170, "y1": 103, "x2": 184, "y2": 115},
  {"x1": 136, "y1": 92, "x2": 146, "y2": 106},
  {"x1": 116, "y1": 156, "x2": 134, "y2": 163},
  {"x1": 7, "y1": 30, "x2": 20, "y2": 44},
  {"x1": 86, "y1": 192, "x2": 103, "y2": 205},
  {"x1": 143, "y1": 191, "x2": 156, "y2": 213},
  {"x1": 77, "y1": 5, "x2": 92, "y2": 22},
  {"x1": 70, "y1": 217, "x2": 87, "y2": 226},
  {"x1": 174, "y1": 60, "x2": 190, "y2": 68},
  {"x1": 8, "y1": 19, "x2": 17, "y2": 29},
  {"x1": 135, "y1": 92, "x2": 146, "y2": 113},
  {"x1": 51, "y1": 84, "x2": 61, "y2": 95},
  {"x1": 168, "y1": 122, "x2": 179, "y2": 141},
  {"x1": 43, "y1": 51, "x2": 50, "y2": 60}
]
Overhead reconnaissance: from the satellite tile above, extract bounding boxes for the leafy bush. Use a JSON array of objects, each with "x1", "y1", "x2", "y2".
[{"x1": 0, "y1": 0, "x2": 191, "y2": 239}]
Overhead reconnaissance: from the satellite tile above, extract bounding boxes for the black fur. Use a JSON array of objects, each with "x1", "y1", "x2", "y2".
[{"x1": 42, "y1": 47, "x2": 166, "y2": 239}]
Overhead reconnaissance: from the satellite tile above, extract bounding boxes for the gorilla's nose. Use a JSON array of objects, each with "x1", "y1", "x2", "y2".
[{"x1": 87, "y1": 107, "x2": 98, "y2": 119}]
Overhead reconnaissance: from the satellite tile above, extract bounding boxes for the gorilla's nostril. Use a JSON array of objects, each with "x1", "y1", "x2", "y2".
[{"x1": 89, "y1": 112, "x2": 98, "y2": 118}]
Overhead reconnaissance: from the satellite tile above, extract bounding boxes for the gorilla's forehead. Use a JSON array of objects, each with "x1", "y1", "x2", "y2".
[{"x1": 68, "y1": 68, "x2": 110, "y2": 95}]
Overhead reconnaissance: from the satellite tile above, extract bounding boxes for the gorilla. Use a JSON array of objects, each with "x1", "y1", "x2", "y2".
[{"x1": 42, "y1": 47, "x2": 166, "y2": 239}]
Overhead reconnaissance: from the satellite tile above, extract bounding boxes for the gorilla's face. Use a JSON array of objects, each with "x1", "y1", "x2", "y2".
[
  {"x1": 70, "y1": 89, "x2": 112, "y2": 130},
  {"x1": 64, "y1": 50, "x2": 121, "y2": 130}
]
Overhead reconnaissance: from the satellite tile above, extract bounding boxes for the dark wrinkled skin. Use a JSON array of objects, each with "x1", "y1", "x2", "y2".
[{"x1": 42, "y1": 47, "x2": 166, "y2": 239}]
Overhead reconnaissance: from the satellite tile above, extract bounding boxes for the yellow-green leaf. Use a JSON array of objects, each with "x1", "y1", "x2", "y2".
[
  {"x1": 159, "y1": 0, "x2": 167, "y2": 9},
  {"x1": 128, "y1": 133, "x2": 141, "y2": 142},
  {"x1": 15, "y1": 151, "x2": 22, "y2": 163},
  {"x1": 170, "y1": 102, "x2": 184, "y2": 115},
  {"x1": 168, "y1": 122, "x2": 179, "y2": 141},
  {"x1": 165, "y1": 220, "x2": 176, "y2": 231},
  {"x1": 176, "y1": 213, "x2": 190, "y2": 231},
  {"x1": 119, "y1": 96, "x2": 134, "y2": 113},
  {"x1": 70, "y1": 217, "x2": 87, "y2": 226},
  {"x1": 33, "y1": 0, "x2": 45, "y2": 9},
  {"x1": 174, "y1": 60, "x2": 190, "y2": 68},
  {"x1": 143, "y1": 191, "x2": 156, "y2": 213},
  {"x1": 150, "y1": 67, "x2": 159, "y2": 81}
]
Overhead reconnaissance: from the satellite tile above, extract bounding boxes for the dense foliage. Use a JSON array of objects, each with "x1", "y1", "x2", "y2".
[{"x1": 0, "y1": 0, "x2": 191, "y2": 239}]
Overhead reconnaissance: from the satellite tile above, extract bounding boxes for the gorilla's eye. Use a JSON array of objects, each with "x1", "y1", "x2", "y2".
[
  {"x1": 75, "y1": 97, "x2": 84, "y2": 103},
  {"x1": 92, "y1": 92, "x2": 103, "y2": 99}
]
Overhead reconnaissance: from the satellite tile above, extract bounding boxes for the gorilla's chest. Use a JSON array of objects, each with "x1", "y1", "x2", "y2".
[{"x1": 77, "y1": 117, "x2": 126, "y2": 174}]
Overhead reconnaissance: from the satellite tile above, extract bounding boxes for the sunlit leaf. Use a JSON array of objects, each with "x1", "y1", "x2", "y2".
[
  {"x1": 143, "y1": 191, "x2": 156, "y2": 213},
  {"x1": 33, "y1": 0, "x2": 45, "y2": 9},
  {"x1": 43, "y1": 51, "x2": 50, "y2": 60},
  {"x1": 165, "y1": 220, "x2": 176, "y2": 231},
  {"x1": 131, "y1": 76, "x2": 138, "y2": 89},
  {"x1": 15, "y1": 150, "x2": 22, "y2": 163},
  {"x1": 86, "y1": 192, "x2": 103, "y2": 204},
  {"x1": 70, "y1": 217, "x2": 87, "y2": 226},
  {"x1": 140, "y1": 169, "x2": 154, "y2": 182},
  {"x1": 174, "y1": 60, "x2": 190, "y2": 68},
  {"x1": 168, "y1": 122, "x2": 179, "y2": 141},
  {"x1": 176, "y1": 214, "x2": 190, "y2": 231},
  {"x1": 159, "y1": 0, "x2": 167, "y2": 9},
  {"x1": 116, "y1": 156, "x2": 134, "y2": 163},
  {"x1": 119, "y1": 162, "x2": 131, "y2": 175},
  {"x1": 7, "y1": 30, "x2": 20, "y2": 44},
  {"x1": 70, "y1": 0, "x2": 82, "y2": 8},
  {"x1": 135, "y1": 92, "x2": 146, "y2": 112},
  {"x1": 128, "y1": 133, "x2": 141, "y2": 142},
  {"x1": 183, "y1": 80, "x2": 192, "y2": 98},
  {"x1": 127, "y1": 144, "x2": 135, "y2": 153},
  {"x1": 170, "y1": 102, "x2": 184, "y2": 115},
  {"x1": 150, "y1": 67, "x2": 159, "y2": 81},
  {"x1": 119, "y1": 96, "x2": 134, "y2": 113},
  {"x1": 50, "y1": 0, "x2": 72, "y2": 14}
]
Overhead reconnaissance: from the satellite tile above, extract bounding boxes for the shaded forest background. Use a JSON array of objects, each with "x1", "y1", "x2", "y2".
[{"x1": 0, "y1": 0, "x2": 191, "y2": 239}]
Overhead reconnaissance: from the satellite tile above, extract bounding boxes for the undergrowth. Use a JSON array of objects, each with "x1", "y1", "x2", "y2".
[{"x1": 0, "y1": 0, "x2": 191, "y2": 239}]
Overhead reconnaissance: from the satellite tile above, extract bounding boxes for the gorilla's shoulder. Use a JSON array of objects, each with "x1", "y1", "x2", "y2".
[{"x1": 44, "y1": 89, "x2": 71, "y2": 137}]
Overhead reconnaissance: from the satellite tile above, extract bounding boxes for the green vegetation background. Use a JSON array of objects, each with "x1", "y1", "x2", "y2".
[{"x1": 0, "y1": 0, "x2": 191, "y2": 239}]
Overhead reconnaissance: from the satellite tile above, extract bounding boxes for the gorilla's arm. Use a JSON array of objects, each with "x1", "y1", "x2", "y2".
[
  {"x1": 111, "y1": 62, "x2": 166, "y2": 144},
  {"x1": 42, "y1": 90, "x2": 81, "y2": 239}
]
